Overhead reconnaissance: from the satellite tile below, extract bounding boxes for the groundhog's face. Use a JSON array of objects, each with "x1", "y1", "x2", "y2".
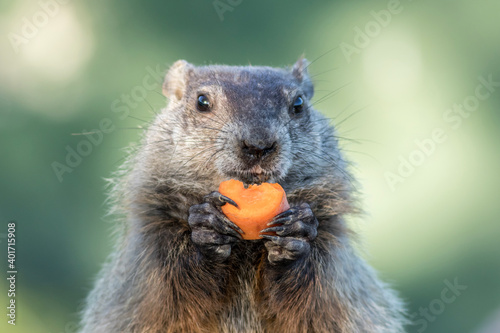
[{"x1": 160, "y1": 59, "x2": 324, "y2": 186}]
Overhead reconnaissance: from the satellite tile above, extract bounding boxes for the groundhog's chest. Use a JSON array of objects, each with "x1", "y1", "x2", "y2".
[{"x1": 217, "y1": 242, "x2": 266, "y2": 332}]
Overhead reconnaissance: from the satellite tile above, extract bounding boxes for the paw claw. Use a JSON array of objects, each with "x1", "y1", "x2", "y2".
[
  {"x1": 260, "y1": 226, "x2": 284, "y2": 234},
  {"x1": 267, "y1": 216, "x2": 293, "y2": 226},
  {"x1": 273, "y1": 209, "x2": 296, "y2": 219},
  {"x1": 224, "y1": 218, "x2": 244, "y2": 235},
  {"x1": 260, "y1": 235, "x2": 280, "y2": 242},
  {"x1": 204, "y1": 191, "x2": 238, "y2": 208}
]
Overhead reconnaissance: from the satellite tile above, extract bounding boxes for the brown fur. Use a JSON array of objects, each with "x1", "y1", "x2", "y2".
[{"x1": 80, "y1": 59, "x2": 407, "y2": 332}]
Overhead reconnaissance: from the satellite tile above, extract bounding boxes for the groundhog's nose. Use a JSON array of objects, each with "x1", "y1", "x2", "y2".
[{"x1": 241, "y1": 140, "x2": 277, "y2": 159}]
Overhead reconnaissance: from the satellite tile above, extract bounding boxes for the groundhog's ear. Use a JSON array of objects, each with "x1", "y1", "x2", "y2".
[
  {"x1": 292, "y1": 57, "x2": 314, "y2": 98},
  {"x1": 163, "y1": 60, "x2": 193, "y2": 100}
]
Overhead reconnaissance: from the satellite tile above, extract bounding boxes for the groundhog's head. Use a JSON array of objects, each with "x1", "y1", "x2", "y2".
[{"x1": 138, "y1": 59, "x2": 347, "y2": 199}]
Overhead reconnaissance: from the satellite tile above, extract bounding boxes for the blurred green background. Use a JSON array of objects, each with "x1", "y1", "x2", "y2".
[{"x1": 1, "y1": 0, "x2": 499, "y2": 332}]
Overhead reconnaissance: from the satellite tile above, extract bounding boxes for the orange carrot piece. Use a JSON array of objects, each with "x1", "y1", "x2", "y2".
[{"x1": 219, "y1": 179, "x2": 290, "y2": 240}]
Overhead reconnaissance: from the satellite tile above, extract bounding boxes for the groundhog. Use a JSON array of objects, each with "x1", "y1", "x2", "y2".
[{"x1": 80, "y1": 58, "x2": 407, "y2": 332}]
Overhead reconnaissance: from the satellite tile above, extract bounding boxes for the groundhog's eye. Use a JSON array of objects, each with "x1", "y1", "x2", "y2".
[
  {"x1": 292, "y1": 96, "x2": 304, "y2": 114},
  {"x1": 197, "y1": 95, "x2": 211, "y2": 112}
]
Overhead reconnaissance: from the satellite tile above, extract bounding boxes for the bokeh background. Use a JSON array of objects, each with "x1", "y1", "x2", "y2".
[{"x1": 1, "y1": 0, "x2": 499, "y2": 332}]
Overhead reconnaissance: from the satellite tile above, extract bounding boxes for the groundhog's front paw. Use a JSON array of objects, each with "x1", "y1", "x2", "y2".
[
  {"x1": 260, "y1": 203, "x2": 318, "y2": 265},
  {"x1": 188, "y1": 192, "x2": 243, "y2": 262}
]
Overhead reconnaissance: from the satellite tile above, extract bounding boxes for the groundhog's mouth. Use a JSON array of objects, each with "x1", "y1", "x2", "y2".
[
  {"x1": 241, "y1": 172, "x2": 271, "y2": 185},
  {"x1": 227, "y1": 165, "x2": 276, "y2": 185}
]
